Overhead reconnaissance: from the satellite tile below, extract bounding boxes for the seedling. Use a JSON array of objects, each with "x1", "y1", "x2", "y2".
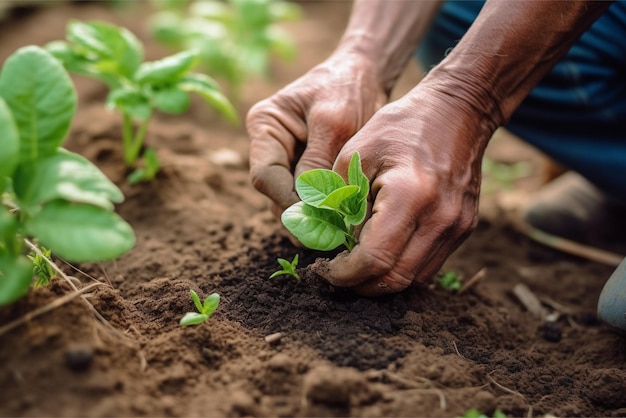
[
  {"x1": 281, "y1": 152, "x2": 369, "y2": 252},
  {"x1": 269, "y1": 254, "x2": 300, "y2": 282},
  {"x1": 462, "y1": 408, "x2": 507, "y2": 418},
  {"x1": 46, "y1": 20, "x2": 237, "y2": 183},
  {"x1": 149, "y1": 0, "x2": 301, "y2": 99},
  {"x1": 28, "y1": 247, "x2": 57, "y2": 288},
  {"x1": 437, "y1": 271, "x2": 462, "y2": 291},
  {"x1": 0, "y1": 46, "x2": 135, "y2": 306},
  {"x1": 180, "y1": 289, "x2": 220, "y2": 326}
]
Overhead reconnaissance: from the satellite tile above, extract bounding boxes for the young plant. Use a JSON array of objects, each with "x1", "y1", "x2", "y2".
[
  {"x1": 180, "y1": 289, "x2": 220, "y2": 326},
  {"x1": 149, "y1": 0, "x2": 301, "y2": 99},
  {"x1": 281, "y1": 152, "x2": 369, "y2": 252},
  {"x1": 46, "y1": 20, "x2": 237, "y2": 183},
  {"x1": 28, "y1": 247, "x2": 57, "y2": 288},
  {"x1": 0, "y1": 46, "x2": 135, "y2": 306},
  {"x1": 269, "y1": 254, "x2": 300, "y2": 282},
  {"x1": 463, "y1": 409, "x2": 507, "y2": 418},
  {"x1": 437, "y1": 271, "x2": 462, "y2": 292}
]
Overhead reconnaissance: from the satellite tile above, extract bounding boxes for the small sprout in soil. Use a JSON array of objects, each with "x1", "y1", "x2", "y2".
[
  {"x1": 281, "y1": 152, "x2": 369, "y2": 252},
  {"x1": 28, "y1": 247, "x2": 57, "y2": 288},
  {"x1": 462, "y1": 409, "x2": 507, "y2": 418},
  {"x1": 180, "y1": 289, "x2": 220, "y2": 327},
  {"x1": 269, "y1": 254, "x2": 300, "y2": 282},
  {"x1": 437, "y1": 271, "x2": 462, "y2": 292}
]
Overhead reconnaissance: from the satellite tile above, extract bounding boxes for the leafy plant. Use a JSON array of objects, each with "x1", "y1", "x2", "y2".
[
  {"x1": 180, "y1": 289, "x2": 220, "y2": 326},
  {"x1": 281, "y1": 152, "x2": 369, "y2": 252},
  {"x1": 46, "y1": 20, "x2": 237, "y2": 183},
  {"x1": 149, "y1": 0, "x2": 301, "y2": 99},
  {"x1": 0, "y1": 46, "x2": 135, "y2": 306},
  {"x1": 269, "y1": 254, "x2": 300, "y2": 281},
  {"x1": 437, "y1": 271, "x2": 462, "y2": 292},
  {"x1": 28, "y1": 247, "x2": 57, "y2": 288},
  {"x1": 462, "y1": 408, "x2": 507, "y2": 418}
]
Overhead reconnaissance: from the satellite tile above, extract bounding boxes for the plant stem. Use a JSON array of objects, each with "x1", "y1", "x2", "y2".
[
  {"x1": 345, "y1": 226, "x2": 356, "y2": 251},
  {"x1": 122, "y1": 114, "x2": 150, "y2": 167}
]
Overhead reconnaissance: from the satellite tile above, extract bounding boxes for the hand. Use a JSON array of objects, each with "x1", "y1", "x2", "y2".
[
  {"x1": 246, "y1": 48, "x2": 388, "y2": 218},
  {"x1": 315, "y1": 81, "x2": 497, "y2": 296}
]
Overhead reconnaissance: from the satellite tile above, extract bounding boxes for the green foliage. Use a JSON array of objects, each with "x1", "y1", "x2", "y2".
[
  {"x1": 180, "y1": 289, "x2": 220, "y2": 326},
  {"x1": 269, "y1": 254, "x2": 300, "y2": 281},
  {"x1": 0, "y1": 46, "x2": 135, "y2": 306},
  {"x1": 149, "y1": 0, "x2": 301, "y2": 98},
  {"x1": 437, "y1": 271, "x2": 462, "y2": 292},
  {"x1": 28, "y1": 247, "x2": 57, "y2": 288},
  {"x1": 46, "y1": 20, "x2": 237, "y2": 183},
  {"x1": 462, "y1": 408, "x2": 507, "y2": 418},
  {"x1": 281, "y1": 152, "x2": 369, "y2": 252}
]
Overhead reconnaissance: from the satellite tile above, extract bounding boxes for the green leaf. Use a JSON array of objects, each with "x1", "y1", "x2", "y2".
[
  {"x1": 296, "y1": 169, "x2": 347, "y2": 208},
  {"x1": 0, "y1": 253, "x2": 33, "y2": 306},
  {"x1": 151, "y1": 86, "x2": 190, "y2": 114},
  {"x1": 0, "y1": 99, "x2": 19, "y2": 189},
  {"x1": 67, "y1": 20, "x2": 143, "y2": 79},
  {"x1": 0, "y1": 210, "x2": 22, "y2": 256},
  {"x1": 0, "y1": 46, "x2": 76, "y2": 163},
  {"x1": 319, "y1": 185, "x2": 359, "y2": 210},
  {"x1": 277, "y1": 258, "x2": 292, "y2": 271},
  {"x1": 13, "y1": 149, "x2": 124, "y2": 211},
  {"x1": 107, "y1": 88, "x2": 152, "y2": 121},
  {"x1": 201, "y1": 293, "x2": 220, "y2": 315},
  {"x1": 342, "y1": 151, "x2": 369, "y2": 225},
  {"x1": 265, "y1": 27, "x2": 297, "y2": 60},
  {"x1": 177, "y1": 73, "x2": 238, "y2": 123},
  {"x1": 190, "y1": 289, "x2": 203, "y2": 313},
  {"x1": 180, "y1": 312, "x2": 209, "y2": 326},
  {"x1": 135, "y1": 50, "x2": 198, "y2": 85},
  {"x1": 281, "y1": 202, "x2": 347, "y2": 251},
  {"x1": 24, "y1": 200, "x2": 135, "y2": 263}
]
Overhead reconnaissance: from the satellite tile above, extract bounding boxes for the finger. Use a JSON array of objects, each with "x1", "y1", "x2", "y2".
[
  {"x1": 317, "y1": 171, "x2": 426, "y2": 288},
  {"x1": 247, "y1": 101, "x2": 306, "y2": 209},
  {"x1": 293, "y1": 105, "x2": 354, "y2": 177},
  {"x1": 352, "y1": 202, "x2": 477, "y2": 296}
]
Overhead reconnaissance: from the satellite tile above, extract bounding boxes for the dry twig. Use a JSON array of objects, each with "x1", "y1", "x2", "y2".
[{"x1": 458, "y1": 268, "x2": 487, "y2": 295}]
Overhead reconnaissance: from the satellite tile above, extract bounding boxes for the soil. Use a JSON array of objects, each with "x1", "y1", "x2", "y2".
[{"x1": 1, "y1": 2, "x2": 625, "y2": 417}]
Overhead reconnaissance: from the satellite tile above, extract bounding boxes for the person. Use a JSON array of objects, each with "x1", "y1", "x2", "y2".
[{"x1": 246, "y1": 1, "x2": 626, "y2": 331}]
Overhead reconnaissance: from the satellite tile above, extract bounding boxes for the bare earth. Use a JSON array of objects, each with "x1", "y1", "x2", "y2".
[{"x1": 1, "y1": 2, "x2": 625, "y2": 417}]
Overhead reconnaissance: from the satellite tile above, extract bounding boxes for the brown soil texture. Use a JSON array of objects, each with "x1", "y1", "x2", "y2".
[{"x1": 1, "y1": 2, "x2": 625, "y2": 417}]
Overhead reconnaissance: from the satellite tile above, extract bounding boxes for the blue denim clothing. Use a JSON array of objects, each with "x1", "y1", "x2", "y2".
[{"x1": 417, "y1": 1, "x2": 626, "y2": 198}]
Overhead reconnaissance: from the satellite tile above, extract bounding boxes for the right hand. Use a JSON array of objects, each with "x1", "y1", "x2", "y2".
[{"x1": 246, "y1": 48, "x2": 388, "y2": 217}]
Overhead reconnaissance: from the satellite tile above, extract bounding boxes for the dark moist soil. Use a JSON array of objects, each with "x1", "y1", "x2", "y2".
[{"x1": 1, "y1": 2, "x2": 626, "y2": 417}]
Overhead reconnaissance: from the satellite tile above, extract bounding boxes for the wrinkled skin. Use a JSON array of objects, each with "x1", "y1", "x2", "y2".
[
  {"x1": 320, "y1": 80, "x2": 494, "y2": 296},
  {"x1": 246, "y1": 49, "x2": 388, "y2": 219}
]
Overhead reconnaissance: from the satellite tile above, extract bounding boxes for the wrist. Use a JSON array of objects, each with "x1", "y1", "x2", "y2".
[{"x1": 334, "y1": 32, "x2": 392, "y2": 95}]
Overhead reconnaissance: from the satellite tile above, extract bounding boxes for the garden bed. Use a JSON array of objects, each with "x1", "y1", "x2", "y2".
[{"x1": 1, "y1": 2, "x2": 625, "y2": 417}]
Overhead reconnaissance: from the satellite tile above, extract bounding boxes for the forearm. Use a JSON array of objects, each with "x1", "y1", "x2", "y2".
[
  {"x1": 424, "y1": 0, "x2": 612, "y2": 131},
  {"x1": 337, "y1": 0, "x2": 443, "y2": 94}
]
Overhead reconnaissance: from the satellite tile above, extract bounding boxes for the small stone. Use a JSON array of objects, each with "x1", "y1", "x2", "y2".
[{"x1": 65, "y1": 343, "x2": 94, "y2": 372}]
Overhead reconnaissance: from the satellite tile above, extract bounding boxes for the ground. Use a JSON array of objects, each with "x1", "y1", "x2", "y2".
[{"x1": 1, "y1": 2, "x2": 626, "y2": 417}]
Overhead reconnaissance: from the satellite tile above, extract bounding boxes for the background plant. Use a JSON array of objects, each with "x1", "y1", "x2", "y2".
[
  {"x1": 46, "y1": 20, "x2": 237, "y2": 183},
  {"x1": 281, "y1": 152, "x2": 369, "y2": 252},
  {"x1": 0, "y1": 46, "x2": 135, "y2": 306},
  {"x1": 149, "y1": 0, "x2": 301, "y2": 99}
]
